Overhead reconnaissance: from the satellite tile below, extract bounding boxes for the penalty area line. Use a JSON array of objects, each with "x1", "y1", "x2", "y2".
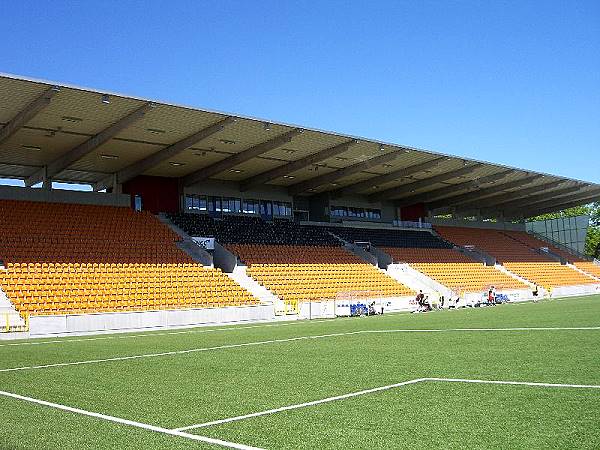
[
  {"x1": 174, "y1": 377, "x2": 600, "y2": 432},
  {"x1": 1, "y1": 326, "x2": 599, "y2": 373},
  {"x1": 174, "y1": 378, "x2": 428, "y2": 431},
  {"x1": 0, "y1": 389, "x2": 263, "y2": 450}
]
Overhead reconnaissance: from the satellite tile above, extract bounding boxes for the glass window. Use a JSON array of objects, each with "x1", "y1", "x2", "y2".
[
  {"x1": 243, "y1": 199, "x2": 259, "y2": 214},
  {"x1": 185, "y1": 195, "x2": 208, "y2": 211},
  {"x1": 365, "y1": 208, "x2": 381, "y2": 219},
  {"x1": 271, "y1": 201, "x2": 291, "y2": 216},
  {"x1": 209, "y1": 196, "x2": 222, "y2": 212},
  {"x1": 331, "y1": 205, "x2": 345, "y2": 217},
  {"x1": 221, "y1": 197, "x2": 240, "y2": 213},
  {"x1": 134, "y1": 195, "x2": 142, "y2": 212},
  {"x1": 222, "y1": 199, "x2": 231, "y2": 213}
]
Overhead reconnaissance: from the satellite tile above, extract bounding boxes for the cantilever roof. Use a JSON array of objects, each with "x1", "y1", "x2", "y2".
[{"x1": 0, "y1": 73, "x2": 598, "y2": 219}]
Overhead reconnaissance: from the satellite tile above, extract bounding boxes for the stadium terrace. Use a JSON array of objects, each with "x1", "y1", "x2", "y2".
[
  {"x1": 1, "y1": 73, "x2": 600, "y2": 449},
  {"x1": 0, "y1": 72, "x2": 599, "y2": 336}
]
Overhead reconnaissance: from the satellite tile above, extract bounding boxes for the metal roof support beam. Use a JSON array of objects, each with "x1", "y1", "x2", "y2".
[
  {"x1": 182, "y1": 128, "x2": 303, "y2": 187},
  {"x1": 0, "y1": 86, "x2": 60, "y2": 146},
  {"x1": 426, "y1": 174, "x2": 542, "y2": 211},
  {"x1": 288, "y1": 150, "x2": 405, "y2": 196},
  {"x1": 485, "y1": 185, "x2": 584, "y2": 212},
  {"x1": 395, "y1": 169, "x2": 513, "y2": 208},
  {"x1": 503, "y1": 189, "x2": 600, "y2": 218},
  {"x1": 239, "y1": 139, "x2": 357, "y2": 192},
  {"x1": 456, "y1": 180, "x2": 567, "y2": 211},
  {"x1": 330, "y1": 156, "x2": 446, "y2": 199},
  {"x1": 511, "y1": 194, "x2": 600, "y2": 220},
  {"x1": 26, "y1": 102, "x2": 154, "y2": 187},
  {"x1": 369, "y1": 163, "x2": 484, "y2": 202},
  {"x1": 94, "y1": 116, "x2": 235, "y2": 191}
]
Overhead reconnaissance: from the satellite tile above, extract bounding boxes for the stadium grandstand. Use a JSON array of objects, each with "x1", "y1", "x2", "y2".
[{"x1": 0, "y1": 73, "x2": 599, "y2": 336}]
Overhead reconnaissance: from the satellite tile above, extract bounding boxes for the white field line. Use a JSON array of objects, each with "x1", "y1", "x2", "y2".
[
  {"x1": 1, "y1": 326, "x2": 599, "y2": 373},
  {"x1": 174, "y1": 378, "x2": 428, "y2": 431},
  {"x1": 0, "y1": 389, "x2": 263, "y2": 450},
  {"x1": 0, "y1": 295, "x2": 589, "y2": 348},
  {"x1": 0, "y1": 318, "x2": 334, "y2": 348},
  {"x1": 426, "y1": 378, "x2": 600, "y2": 389},
  {"x1": 0, "y1": 331, "x2": 363, "y2": 373},
  {"x1": 174, "y1": 377, "x2": 600, "y2": 432}
]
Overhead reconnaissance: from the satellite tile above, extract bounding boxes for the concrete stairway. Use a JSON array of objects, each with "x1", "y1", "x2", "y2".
[
  {"x1": 226, "y1": 265, "x2": 282, "y2": 305},
  {"x1": 386, "y1": 263, "x2": 454, "y2": 298},
  {"x1": 494, "y1": 264, "x2": 538, "y2": 290},
  {"x1": 157, "y1": 213, "x2": 213, "y2": 266},
  {"x1": 0, "y1": 286, "x2": 26, "y2": 329},
  {"x1": 568, "y1": 263, "x2": 600, "y2": 281}
]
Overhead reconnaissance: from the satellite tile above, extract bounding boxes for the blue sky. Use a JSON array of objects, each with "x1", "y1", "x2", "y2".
[{"x1": 1, "y1": 0, "x2": 598, "y2": 183}]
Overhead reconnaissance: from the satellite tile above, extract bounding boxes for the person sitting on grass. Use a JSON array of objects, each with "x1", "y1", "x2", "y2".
[
  {"x1": 413, "y1": 290, "x2": 432, "y2": 313},
  {"x1": 368, "y1": 301, "x2": 377, "y2": 316}
]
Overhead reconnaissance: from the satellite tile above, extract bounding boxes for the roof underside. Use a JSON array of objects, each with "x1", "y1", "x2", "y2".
[{"x1": 0, "y1": 74, "x2": 598, "y2": 220}]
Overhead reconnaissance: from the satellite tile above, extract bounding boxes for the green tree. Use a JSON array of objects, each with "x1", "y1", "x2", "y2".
[
  {"x1": 529, "y1": 205, "x2": 592, "y2": 221},
  {"x1": 585, "y1": 202, "x2": 600, "y2": 258}
]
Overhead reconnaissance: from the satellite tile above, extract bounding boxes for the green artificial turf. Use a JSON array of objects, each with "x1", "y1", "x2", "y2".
[{"x1": 0, "y1": 295, "x2": 599, "y2": 449}]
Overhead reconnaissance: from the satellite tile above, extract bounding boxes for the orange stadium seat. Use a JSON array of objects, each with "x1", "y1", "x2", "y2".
[
  {"x1": 226, "y1": 245, "x2": 413, "y2": 308},
  {"x1": 0, "y1": 200, "x2": 257, "y2": 316},
  {"x1": 383, "y1": 248, "x2": 530, "y2": 293},
  {"x1": 503, "y1": 262, "x2": 598, "y2": 291},
  {"x1": 435, "y1": 226, "x2": 599, "y2": 290},
  {"x1": 574, "y1": 262, "x2": 600, "y2": 279}
]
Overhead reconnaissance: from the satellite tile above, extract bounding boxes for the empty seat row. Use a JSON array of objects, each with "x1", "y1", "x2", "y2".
[
  {"x1": 410, "y1": 263, "x2": 529, "y2": 293},
  {"x1": 227, "y1": 244, "x2": 364, "y2": 265},
  {"x1": 382, "y1": 248, "x2": 476, "y2": 264},
  {"x1": 0, "y1": 200, "x2": 258, "y2": 316},
  {"x1": 503, "y1": 262, "x2": 598, "y2": 290},
  {"x1": 322, "y1": 226, "x2": 453, "y2": 249},
  {"x1": 168, "y1": 213, "x2": 340, "y2": 246},
  {"x1": 247, "y1": 263, "x2": 414, "y2": 306},
  {"x1": 574, "y1": 262, "x2": 600, "y2": 278},
  {"x1": 501, "y1": 230, "x2": 586, "y2": 263},
  {"x1": 0, "y1": 262, "x2": 257, "y2": 315},
  {"x1": 435, "y1": 226, "x2": 556, "y2": 263}
]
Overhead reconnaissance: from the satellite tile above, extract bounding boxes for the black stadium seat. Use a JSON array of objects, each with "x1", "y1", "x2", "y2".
[
  {"x1": 167, "y1": 213, "x2": 452, "y2": 249},
  {"x1": 322, "y1": 226, "x2": 453, "y2": 249},
  {"x1": 167, "y1": 213, "x2": 340, "y2": 246}
]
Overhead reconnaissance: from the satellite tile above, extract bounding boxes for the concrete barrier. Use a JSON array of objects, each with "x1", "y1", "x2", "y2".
[
  {"x1": 213, "y1": 242, "x2": 237, "y2": 273},
  {"x1": 28, "y1": 304, "x2": 275, "y2": 337}
]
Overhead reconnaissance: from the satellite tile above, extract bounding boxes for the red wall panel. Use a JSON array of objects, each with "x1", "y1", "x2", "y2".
[
  {"x1": 400, "y1": 203, "x2": 426, "y2": 221},
  {"x1": 122, "y1": 176, "x2": 180, "y2": 214}
]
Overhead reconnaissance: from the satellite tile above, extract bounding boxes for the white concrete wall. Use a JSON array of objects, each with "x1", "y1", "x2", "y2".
[
  {"x1": 550, "y1": 284, "x2": 600, "y2": 298},
  {"x1": 28, "y1": 304, "x2": 275, "y2": 337},
  {"x1": 299, "y1": 296, "x2": 414, "y2": 319}
]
